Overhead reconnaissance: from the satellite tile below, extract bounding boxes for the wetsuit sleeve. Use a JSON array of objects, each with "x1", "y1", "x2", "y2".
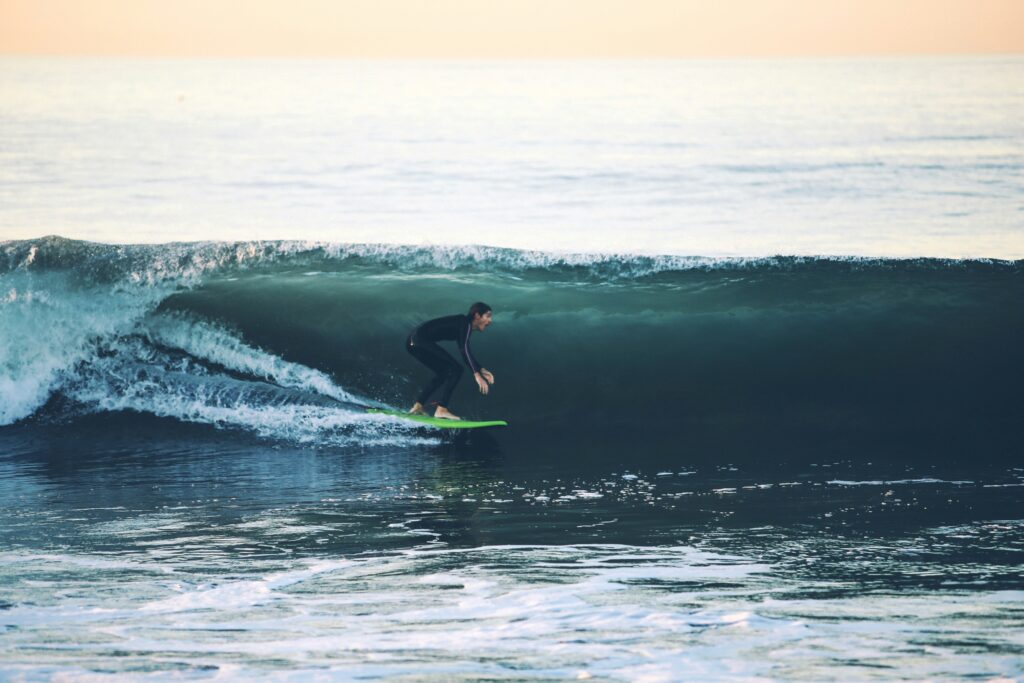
[{"x1": 460, "y1": 318, "x2": 481, "y2": 373}]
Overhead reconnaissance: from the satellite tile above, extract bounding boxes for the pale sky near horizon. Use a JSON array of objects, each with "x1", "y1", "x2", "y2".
[{"x1": 1, "y1": 0, "x2": 1023, "y2": 58}]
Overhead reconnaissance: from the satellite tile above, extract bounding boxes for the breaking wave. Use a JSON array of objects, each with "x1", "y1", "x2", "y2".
[{"x1": 1, "y1": 236, "x2": 1021, "y2": 454}]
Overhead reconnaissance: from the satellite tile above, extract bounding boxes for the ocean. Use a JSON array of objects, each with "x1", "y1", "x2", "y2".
[{"x1": 1, "y1": 57, "x2": 1023, "y2": 680}]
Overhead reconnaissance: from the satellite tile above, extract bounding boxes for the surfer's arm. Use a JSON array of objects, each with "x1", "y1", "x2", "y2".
[
  {"x1": 459, "y1": 321, "x2": 482, "y2": 374},
  {"x1": 460, "y1": 322, "x2": 493, "y2": 394}
]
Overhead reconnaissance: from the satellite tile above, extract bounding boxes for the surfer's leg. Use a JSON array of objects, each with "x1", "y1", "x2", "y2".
[
  {"x1": 429, "y1": 360, "x2": 464, "y2": 420},
  {"x1": 412, "y1": 357, "x2": 447, "y2": 404},
  {"x1": 407, "y1": 340, "x2": 458, "y2": 405},
  {"x1": 438, "y1": 363, "x2": 463, "y2": 407}
]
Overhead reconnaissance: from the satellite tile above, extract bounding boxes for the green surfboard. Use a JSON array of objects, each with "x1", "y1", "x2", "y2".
[{"x1": 367, "y1": 408, "x2": 507, "y2": 429}]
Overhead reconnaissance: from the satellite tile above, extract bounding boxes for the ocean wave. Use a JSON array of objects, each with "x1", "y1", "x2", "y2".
[{"x1": 1, "y1": 236, "x2": 1021, "y2": 453}]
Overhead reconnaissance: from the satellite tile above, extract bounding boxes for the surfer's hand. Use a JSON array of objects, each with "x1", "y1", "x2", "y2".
[
  {"x1": 480, "y1": 369, "x2": 494, "y2": 385},
  {"x1": 475, "y1": 372, "x2": 489, "y2": 395}
]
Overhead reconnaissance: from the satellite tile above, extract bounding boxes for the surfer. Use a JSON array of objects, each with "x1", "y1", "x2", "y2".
[{"x1": 406, "y1": 302, "x2": 495, "y2": 420}]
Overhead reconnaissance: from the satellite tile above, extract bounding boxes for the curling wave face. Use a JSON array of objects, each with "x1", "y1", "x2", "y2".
[{"x1": 1, "y1": 236, "x2": 1021, "y2": 457}]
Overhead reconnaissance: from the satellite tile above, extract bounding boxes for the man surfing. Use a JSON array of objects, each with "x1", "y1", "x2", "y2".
[{"x1": 406, "y1": 302, "x2": 495, "y2": 420}]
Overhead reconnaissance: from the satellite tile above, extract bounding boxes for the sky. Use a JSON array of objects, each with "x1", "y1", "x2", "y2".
[{"x1": 1, "y1": 0, "x2": 1023, "y2": 59}]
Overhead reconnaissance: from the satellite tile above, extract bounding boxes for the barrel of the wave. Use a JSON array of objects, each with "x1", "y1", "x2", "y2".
[{"x1": 116, "y1": 242, "x2": 1022, "y2": 457}]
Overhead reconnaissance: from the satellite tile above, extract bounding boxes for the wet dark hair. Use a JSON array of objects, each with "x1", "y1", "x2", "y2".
[{"x1": 468, "y1": 302, "x2": 492, "y2": 318}]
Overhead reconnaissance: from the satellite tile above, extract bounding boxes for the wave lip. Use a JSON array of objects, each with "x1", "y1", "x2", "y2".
[{"x1": 4, "y1": 235, "x2": 1019, "y2": 281}]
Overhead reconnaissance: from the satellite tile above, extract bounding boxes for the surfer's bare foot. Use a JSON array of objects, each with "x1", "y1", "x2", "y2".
[
  {"x1": 408, "y1": 402, "x2": 427, "y2": 415},
  {"x1": 434, "y1": 406, "x2": 461, "y2": 420}
]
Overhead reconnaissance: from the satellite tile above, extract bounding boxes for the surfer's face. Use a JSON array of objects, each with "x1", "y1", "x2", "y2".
[{"x1": 472, "y1": 310, "x2": 493, "y2": 332}]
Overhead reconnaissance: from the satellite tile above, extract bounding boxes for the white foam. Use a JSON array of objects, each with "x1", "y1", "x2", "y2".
[
  {"x1": 65, "y1": 336, "x2": 435, "y2": 447},
  {"x1": 0, "y1": 260, "x2": 430, "y2": 443},
  {"x1": 142, "y1": 313, "x2": 365, "y2": 405},
  {"x1": 0, "y1": 271, "x2": 172, "y2": 425},
  {"x1": 0, "y1": 238, "x2": 302, "y2": 426},
  {"x1": 828, "y1": 478, "x2": 975, "y2": 486},
  {"x1": 3, "y1": 541, "x2": 1020, "y2": 680},
  {"x1": 142, "y1": 559, "x2": 353, "y2": 613}
]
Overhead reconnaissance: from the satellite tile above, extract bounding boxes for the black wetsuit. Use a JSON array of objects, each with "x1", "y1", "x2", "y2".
[{"x1": 406, "y1": 314, "x2": 482, "y2": 407}]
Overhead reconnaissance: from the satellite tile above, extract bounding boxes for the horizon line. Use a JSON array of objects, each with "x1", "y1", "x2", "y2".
[{"x1": 4, "y1": 50, "x2": 1023, "y2": 61}]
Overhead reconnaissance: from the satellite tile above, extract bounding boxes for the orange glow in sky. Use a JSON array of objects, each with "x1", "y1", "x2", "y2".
[{"x1": 2, "y1": 0, "x2": 1023, "y2": 58}]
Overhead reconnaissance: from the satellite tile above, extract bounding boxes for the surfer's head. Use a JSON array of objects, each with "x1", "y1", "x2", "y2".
[{"x1": 468, "y1": 302, "x2": 492, "y2": 332}]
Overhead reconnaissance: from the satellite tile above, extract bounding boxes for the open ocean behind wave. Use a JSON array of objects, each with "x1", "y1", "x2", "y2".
[
  {"x1": 2, "y1": 57, "x2": 1024, "y2": 680},
  {"x1": 3, "y1": 56, "x2": 1023, "y2": 257}
]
